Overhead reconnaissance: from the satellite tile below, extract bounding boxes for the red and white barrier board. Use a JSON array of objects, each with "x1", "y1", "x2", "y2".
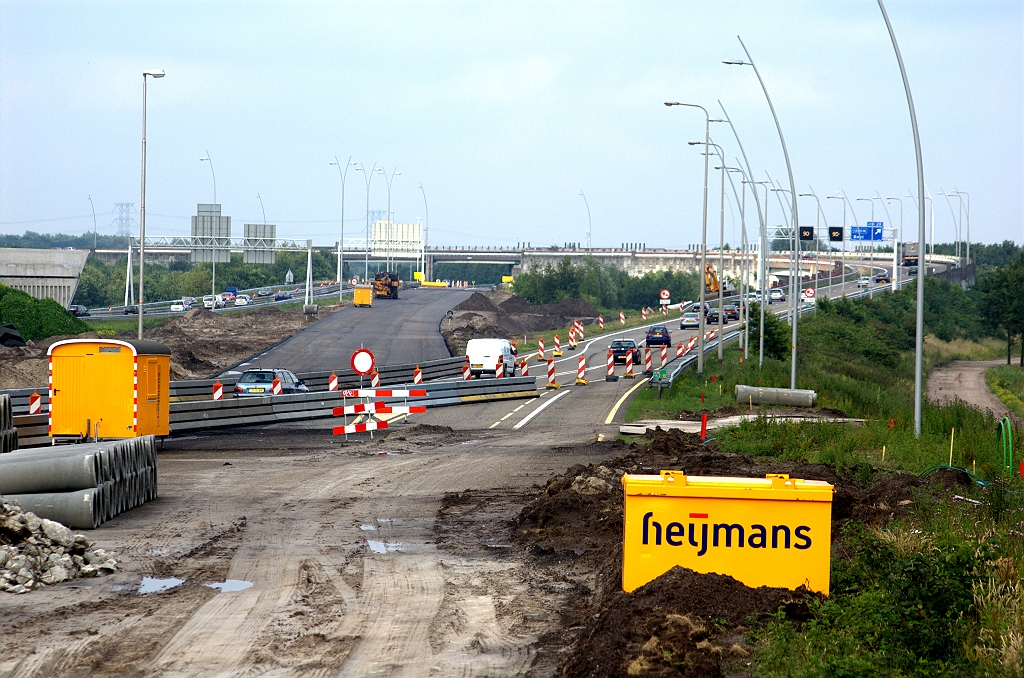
[
  {"x1": 339, "y1": 389, "x2": 427, "y2": 398},
  {"x1": 333, "y1": 403, "x2": 427, "y2": 416},
  {"x1": 333, "y1": 421, "x2": 390, "y2": 435}
]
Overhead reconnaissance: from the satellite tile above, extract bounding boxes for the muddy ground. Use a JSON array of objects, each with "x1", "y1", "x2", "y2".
[
  {"x1": 441, "y1": 292, "x2": 599, "y2": 356},
  {"x1": 0, "y1": 304, "x2": 343, "y2": 388}
]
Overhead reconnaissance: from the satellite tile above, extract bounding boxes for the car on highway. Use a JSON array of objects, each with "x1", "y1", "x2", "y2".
[
  {"x1": 274, "y1": 290, "x2": 292, "y2": 301},
  {"x1": 203, "y1": 294, "x2": 225, "y2": 309},
  {"x1": 234, "y1": 294, "x2": 251, "y2": 306},
  {"x1": 610, "y1": 339, "x2": 641, "y2": 364},
  {"x1": 769, "y1": 289, "x2": 786, "y2": 304},
  {"x1": 68, "y1": 304, "x2": 90, "y2": 317},
  {"x1": 645, "y1": 325, "x2": 671, "y2": 346},
  {"x1": 679, "y1": 312, "x2": 701, "y2": 330},
  {"x1": 256, "y1": 287, "x2": 273, "y2": 298},
  {"x1": 857, "y1": 276, "x2": 872, "y2": 288},
  {"x1": 170, "y1": 300, "x2": 188, "y2": 312},
  {"x1": 874, "y1": 272, "x2": 891, "y2": 283},
  {"x1": 908, "y1": 266, "x2": 919, "y2": 276},
  {"x1": 465, "y1": 338, "x2": 516, "y2": 378},
  {"x1": 707, "y1": 307, "x2": 722, "y2": 324},
  {"x1": 233, "y1": 368, "x2": 309, "y2": 397},
  {"x1": 723, "y1": 304, "x2": 740, "y2": 321},
  {"x1": 123, "y1": 305, "x2": 139, "y2": 315}
]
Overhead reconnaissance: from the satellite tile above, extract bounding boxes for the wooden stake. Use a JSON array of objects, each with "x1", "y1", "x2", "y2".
[
  {"x1": 882, "y1": 445, "x2": 886, "y2": 463},
  {"x1": 949, "y1": 427, "x2": 955, "y2": 466}
]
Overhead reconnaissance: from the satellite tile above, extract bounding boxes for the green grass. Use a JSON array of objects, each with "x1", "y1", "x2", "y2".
[
  {"x1": 83, "y1": 316, "x2": 168, "y2": 336},
  {"x1": 987, "y1": 365, "x2": 1024, "y2": 420}
]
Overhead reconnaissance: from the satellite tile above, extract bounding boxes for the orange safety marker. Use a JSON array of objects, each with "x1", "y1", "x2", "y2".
[
  {"x1": 537, "y1": 337, "x2": 546, "y2": 362},
  {"x1": 334, "y1": 420, "x2": 389, "y2": 435},
  {"x1": 700, "y1": 413, "x2": 708, "y2": 441},
  {"x1": 606, "y1": 348, "x2": 618, "y2": 381},
  {"x1": 661, "y1": 304, "x2": 667, "y2": 316},
  {"x1": 329, "y1": 371, "x2": 339, "y2": 391},
  {"x1": 641, "y1": 307, "x2": 648, "y2": 321},
  {"x1": 271, "y1": 378, "x2": 282, "y2": 395},
  {"x1": 660, "y1": 344, "x2": 668, "y2": 366},
  {"x1": 575, "y1": 353, "x2": 589, "y2": 386},
  {"x1": 546, "y1": 357, "x2": 560, "y2": 389},
  {"x1": 495, "y1": 358, "x2": 504, "y2": 379},
  {"x1": 599, "y1": 314, "x2": 604, "y2": 330},
  {"x1": 463, "y1": 356, "x2": 472, "y2": 380},
  {"x1": 370, "y1": 370, "x2": 380, "y2": 388},
  {"x1": 676, "y1": 341, "x2": 685, "y2": 358},
  {"x1": 212, "y1": 380, "x2": 224, "y2": 400},
  {"x1": 644, "y1": 347, "x2": 652, "y2": 373},
  {"x1": 623, "y1": 351, "x2": 636, "y2": 378},
  {"x1": 620, "y1": 311, "x2": 626, "y2": 326},
  {"x1": 28, "y1": 389, "x2": 42, "y2": 415},
  {"x1": 521, "y1": 359, "x2": 529, "y2": 377},
  {"x1": 413, "y1": 365, "x2": 423, "y2": 385},
  {"x1": 552, "y1": 334, "x2": 563, "y2": 357}
]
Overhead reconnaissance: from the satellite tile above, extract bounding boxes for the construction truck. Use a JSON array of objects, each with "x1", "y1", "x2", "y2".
[
  {"x1": 704, "y1": 263, "x2": 720, "y2": 295},
  {"x1": 373, "y1": 272, "x2": 400, "y2": 299}
]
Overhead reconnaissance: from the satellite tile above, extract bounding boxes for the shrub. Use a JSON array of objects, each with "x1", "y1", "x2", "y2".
[{"x1": 0, "y1": 283, "x2": 88, "y2": 340}]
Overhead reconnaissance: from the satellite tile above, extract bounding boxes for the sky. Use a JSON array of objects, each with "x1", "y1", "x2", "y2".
[{"x1": 1, "y1": 1, "x2": 1021, "y2": 250}]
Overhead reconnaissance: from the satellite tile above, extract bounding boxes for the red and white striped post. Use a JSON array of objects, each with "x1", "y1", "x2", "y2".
[
  {"x1": 212, "y1": 380, "x2": 224, "y2": 400},
  {"x1": 329, "y1": 371, "x2": 339, "y2": 391},
  {"x1": 271, "y1": 378, "x2": 282, "y2": 395},
  {"x1": 370, "y1": 370, "x2": 380, "y2": 388},
  {"x1": 641, "y1": 307, "x2": 647, "y2": 321},
  {"x1": 676, "y1": 341, "x2": 685, "y2": 358},
  {"x1": 545, "y1": 357, "x2": 560, "y2": 389},
  {"x1": 463, "y1": 357, "x2": 472, "y2": 380},
  {"x1": 644, "y1": 347, "x2": 652, "y2": 373},
  {"x1": 620, "y1": 311, "x2": 625, "y2": 326},
  {"x1": 606, "y1": 349, "x2": 617, "y2": 381},
  {"x1": 661, "y1": 304, "x2": 667, "y2": 316},
  {"x1": 28, "y1": 390, "x2": 42, "y2": 415},
  {"x1": 660, "y1": 345, "x2": 668, "y2": 366},
  {"x1": 553, "y1": 334, "x2": 563, "y2": 357},
  {"x1": 413, "y1": 365, "x2": 423, "y2": 384},
  {"x1": 623, "y1": 351, "x2": 636, "y2": 378},
  {"x1": 521, "y1": 359, "x2": 529, "y2": 377},
  {"x1": 576, "y1": 321, "x2": 584, "y2": 340},
  {"x1": 568, "y1": 328, "x2": 576, "y2": 350},
  {"x1": 599, "y1": 314, "x2": 604, "y2": 330},
  {"x1": 495, "y1": 359, "x2": 504, "y2": 379},
  {"x1": 575, "y1": 353, "x2": 589, "y2": 385},
  {"x1": 537, "y1": 337, "x2": 546, "y2": 362},
  {"x1": 510, "y1": 341, "x2": 517, "y2": 354}
]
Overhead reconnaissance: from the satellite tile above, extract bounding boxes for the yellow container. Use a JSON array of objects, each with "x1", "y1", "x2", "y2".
[
  {"x1": 353, "y1": 284, "x2": 373, "y2": 307},
  {"x1": 47, "y1": 339, "x2": 171, "y2": 440},
  {"x1": 622, "y1": 471, "x2": 833, "y2": 594}
]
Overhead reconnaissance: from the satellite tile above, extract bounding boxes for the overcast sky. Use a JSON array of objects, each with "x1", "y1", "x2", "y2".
[{"x1": 1, "y1": 1, "x2": 1021, "y2": 249}]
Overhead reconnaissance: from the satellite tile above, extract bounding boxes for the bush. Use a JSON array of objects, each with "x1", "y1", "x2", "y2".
[
  {"x1": 0, "y1": 283, "x2": 88, "y2": 340},
  {"x1": 747, "y1": 301, "x2": 791, "y2": 361}
]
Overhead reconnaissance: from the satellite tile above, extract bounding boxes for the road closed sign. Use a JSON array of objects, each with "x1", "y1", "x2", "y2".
[
  {"x1": 350, "y1": 348, "x2": 376, "y2": 375},
  {"x1": 621, "y1": 471, "x2": 833, "y2": 594}
]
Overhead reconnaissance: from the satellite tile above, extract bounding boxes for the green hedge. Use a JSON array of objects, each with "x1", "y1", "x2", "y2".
[{"x1": 0, "y1": 283, "x2": 89, "y2": 340}]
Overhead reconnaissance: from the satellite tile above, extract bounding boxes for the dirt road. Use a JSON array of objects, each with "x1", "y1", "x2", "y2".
[{"x1": 927, "y1": 359, "x2": 1019, "y2": 422}]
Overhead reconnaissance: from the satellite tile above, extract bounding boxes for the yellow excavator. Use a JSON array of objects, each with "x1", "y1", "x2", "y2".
[
  {"x1": 373, "y1": 272, "x2": 400, "y2": 299},
  {"x1": 704, "y1": 263, "x2": 720, "y2": 295}
]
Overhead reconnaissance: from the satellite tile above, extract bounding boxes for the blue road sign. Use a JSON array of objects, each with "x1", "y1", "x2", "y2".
[
  {"x1": 850, "y1": 226, "x2": 870, "y2": 241},
  {"x1": 867, "y1": 221, "x2": 884, "y2": 241}
]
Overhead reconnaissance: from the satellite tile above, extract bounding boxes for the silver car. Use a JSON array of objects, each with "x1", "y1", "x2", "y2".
[
  {"x1": 233, "y1": 369, "x2": 309, "y2": 397},
  {"x1": 679, "y1": 312, "x2": 701, "y2": 330}
]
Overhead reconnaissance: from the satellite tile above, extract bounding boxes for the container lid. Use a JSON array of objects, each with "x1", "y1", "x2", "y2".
[
  {"x1": 622, "y1": 471, "x2": 833, "y2": 502},
  {"x1": 48, "y1": 338, "x2": 171, "y2": 356}
]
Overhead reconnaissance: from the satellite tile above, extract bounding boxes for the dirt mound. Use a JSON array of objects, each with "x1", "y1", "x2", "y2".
[
  {"x1": 513, "y1": 428, "x2": 934, "y2": 676},
  {"x1": 455, "y1": 293, "x2": 500, "y2": 313},
  {"x1": 0, "y1": 331, "x2": 104, "y2": 389},
  {"x1": 539, "y1": 297, "x2": 598, "y2": 318},
  {"x1": 498, "y1": 295, "x2": 534, "y2": 314},
  {"x1": 441, "y1": 314, "x2": 506, "y2": 358},
  {"x1": 675, "y1": 406, "x2": 743, "y2": 421}
]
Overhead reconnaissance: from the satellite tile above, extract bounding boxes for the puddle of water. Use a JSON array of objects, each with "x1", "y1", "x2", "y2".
[
  {"x1": 367, "y1": 540, "x2": 403, "y2": 554},
  {"x1": 138, "y1": 577, "x2": 184, "y2": 594},
  {"x1": 360, "y1": 524, "x2": 376, "y2": 531},
  {"x1": 205, "y1": 580, "x2": 253, "y2": 592},
  {"x1": 459, "y1": 439, "x2": 481, "y2": 445}
]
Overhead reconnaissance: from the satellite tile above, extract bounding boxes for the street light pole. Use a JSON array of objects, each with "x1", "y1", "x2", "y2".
[
  {"x1": 138, "y1": 69, "x2": 164, "y2": 341},
  {"x1": 355, "y1": 162, "x2": 377, "y2": 280},
  {"x1": 330, "y1": 156, "x2": 354, "y2": 301},
  {"x1": 799, "y1": 191, "x2": 826, "y2": 304},
  {"x1": 579, "y1": 190, "x2": 592, "y2": 250},
  {"x1": 377, "y1": 168, "x2": 400, "y2": 272},
  {"x1": 952, "y1": 189, "x2": 970, "y2": 266},
  {"x1": 419, "y1": 184, "x2": 429, "y2": 281},
  {"x1": 725, "y1": 36, "x2": 800, "y2": 389},
  {"x1": 665, "y1": 101, "x2": 711, "y2": 377},
  {"x1": 706, "y1": 142, "x2": 727, "y2": 362},
  {"x1": 199, "y1": 151, "x2": 219, "y2": 296},
  {"x1": 887, "y1": 197, "x2": 904, "y2": 291},
  {"x1": 200, "y1": 151, "x2": 216, "y2": 203}
]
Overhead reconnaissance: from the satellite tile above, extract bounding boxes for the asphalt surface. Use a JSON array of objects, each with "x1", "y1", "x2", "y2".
[{"x1": 231, "y1": 286, "x2": 472, "y2": 374}]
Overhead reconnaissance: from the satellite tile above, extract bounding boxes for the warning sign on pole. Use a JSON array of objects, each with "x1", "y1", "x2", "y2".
[{"x1": 351, "y1": 348, "x2": 376, "y2": 375}]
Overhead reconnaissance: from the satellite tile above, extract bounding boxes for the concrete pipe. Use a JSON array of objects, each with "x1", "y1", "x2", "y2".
[
  {"x1": 0, "y1": 451, "x2": 102, "y2": 494},
  {"x1": 4, "y1": 488, "x2": 102, "y2": 529},
  {"x1": 734, "y1": 385, "x2": 818, "y2": 408}
]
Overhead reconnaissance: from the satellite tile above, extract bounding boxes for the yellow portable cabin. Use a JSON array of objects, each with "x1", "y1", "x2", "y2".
[
  {"x1": 47, "y1": 339, "x2": 171, "y2": 440},
  {"x1": 352, "y1": 285, "x2": 374, "y2": 307}
]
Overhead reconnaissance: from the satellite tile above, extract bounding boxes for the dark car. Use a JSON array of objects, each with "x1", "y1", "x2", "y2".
[
  {"x1": 875, "y1": 272, "x2": 891, "y2": 283},
  {"x1": 256, "y1": 287, "x2": 273, "y2": 297},
  {"x1": 233, "y1": 369, "x2": 309, "y2": 397},
  {"x1": 723, "y1": 304, "x2": 740, "y2": 321},
  {"x1": 610, "y1": 339, "x2": 641, "y2": 364},
  {"x1": 645, "y1": 325, "x2": 671, "y2": 346},
  {"x1": 68, "y1": 304, "x2": 90, "y2": 317},
  {"x1": 908, "y1": 266, "x2": 919, "y2": 276},
  {"x1": 274, "y1": 290, "x2": 292, "y2": 301},
  {"x1": 706, "y1": 307, "x2": 721, "y2": 324},
  {"x1": 123, "y1": 305, "x2": 139, "y2": 315}
]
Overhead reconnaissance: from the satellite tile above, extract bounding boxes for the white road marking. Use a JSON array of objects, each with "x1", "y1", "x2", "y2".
[{"x1": 512, "y1": 389, "x2": 571, "y2": 430}]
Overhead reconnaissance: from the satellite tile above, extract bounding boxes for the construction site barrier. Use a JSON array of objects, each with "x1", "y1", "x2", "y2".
[{"x1": 0, "y1": 436, "x2": 158, "y2": 529}]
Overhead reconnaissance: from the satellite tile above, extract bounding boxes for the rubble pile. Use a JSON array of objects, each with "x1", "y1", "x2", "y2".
[{"x1": 0, "y1": 497, "x2": 117, "y2": 594}]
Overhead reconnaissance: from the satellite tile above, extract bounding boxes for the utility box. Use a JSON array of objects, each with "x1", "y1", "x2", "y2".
[
  {"x1": 352, "y1": 285, "x2": 373, "y2": 308},
  {"x1": 622, "y1": 471, "x2": 833, "y2": 594},
  {"x1": 47, "y1": 339, "x2": 171, "y2": 440}
]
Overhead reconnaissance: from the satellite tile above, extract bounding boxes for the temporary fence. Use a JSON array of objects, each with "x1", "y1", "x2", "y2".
[{"x1": 0, "y1": 436, "x2": 157, "y2": 529}]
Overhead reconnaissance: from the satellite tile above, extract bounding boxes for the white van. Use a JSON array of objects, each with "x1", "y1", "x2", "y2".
[{"x1": 466, "y1": 338, "x2": 516, "y2": 378}]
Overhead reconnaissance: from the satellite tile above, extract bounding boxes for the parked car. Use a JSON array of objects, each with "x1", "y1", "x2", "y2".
[
  {"x1": 610, "y1": 339, "x2": 641, "y2": 364},
  {"x1": 769, "y1": 289, "x2": 787, "y2": 303},
  {"x1": 123, "y1": 305, "x2": 139, "y2": 315},
  {"x1": 857, "y1": 276, "x2": 872, "y2": 288},
  {"x1": 645, "y1": 325, "x2": 671, "y2": 346},
  {"x1": 203, "y1": 295, "x2": 224, "y2": 309},
  {"x1": 234, "y1": 294, "x2": 251, "y2": 306},
  {"x1": 274, "y1": 290, "x2": 292, "y2": 301},
  {"x1": 170, "y1": 300, "x2": 187, "y2": 312},
  {"x1": 723, "y1": 304, "x2": 740, "y2": 321},
  {"x1": 679, "y1": 312, "x2": 701, "y2": 330},
  {"x1": 234, "y1": 369, "x2": 309, "y2": 397},
  {"x1": 256, "y1": 287, "x2": 273, "y2": 297},
  {"x1": 68, "y1": 304, "x2": 90, "y2": 317},
  {"x1": 465, "y1": 338, "x2": 516, "y2": 378}
]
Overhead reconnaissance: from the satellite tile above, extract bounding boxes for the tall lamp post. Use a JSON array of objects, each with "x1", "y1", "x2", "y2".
[
  {"x1": 377, "y1": 168, "x2": 400, "y2": 272},
  {"x1": 725, "y1": 36, "x2": 800, "y2": 390},
  {"x1": 703, "y1": 140, "x2": 728, "y2": 362},
  {"x1": 579, "y1": 190, "x2": 592, "y2": 250},
  {"x1": 886, "y1": 197, "x2": 904, "y2": 291},
  {"x1": 665, "y1": 101, "x2": 712, "y2": 377},
  {"x1": 330, "y1": 156, "x2": 354, "y2": 301},
  {"x1": 200, "y1": 151, "x2": 216, "y2": 203},
  {"x1": 199, "y1": 151, "x2": 219, "y2": 296},
  {"x1": 952, "y1": 189, "x2": 970, "y2": 265},
  {"x1": 419, "y1": 184, "x2": 429, "y2": 281},
  {"x1": 138, "y1": 69, "x2": 164, "y2": 341},
  {"x1": 355, "y1": 162, "x2": 377, "y2": 280},
  {"x1": 856, "y1": 197, "x2": 876, "y2": 298}
]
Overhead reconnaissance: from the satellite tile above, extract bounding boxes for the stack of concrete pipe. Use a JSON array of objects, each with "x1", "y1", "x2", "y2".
[
  {"x1": 0, "y1": 394, "x2": 17, "y2": 453},
  {"x1": 0, "y1": 436, "x2": 157, "y2": 529}
]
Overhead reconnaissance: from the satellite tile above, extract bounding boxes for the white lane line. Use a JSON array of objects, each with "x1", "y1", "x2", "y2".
[
  {"x1": 488, "y1": 420, "x2": 502, "y2": 429},
  {"x1": 500, "y1": 412, "x2": 514, "y2": 421},
  {"x1": 513, "y1": 389, "x2": 571, "y2": 430},
  {"x1": 512, "y1": 403, "x2": 527, "y2": 413}
]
